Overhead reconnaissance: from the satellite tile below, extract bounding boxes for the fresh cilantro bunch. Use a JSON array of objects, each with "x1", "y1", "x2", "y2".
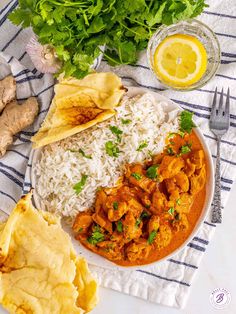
[{"x1": 9, "y1": 0, "x2": 207, "y2": 79}]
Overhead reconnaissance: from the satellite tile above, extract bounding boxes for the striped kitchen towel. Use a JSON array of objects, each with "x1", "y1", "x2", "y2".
[{"x1": 1, "y1": 0, "x2": 236, "y2": 309}]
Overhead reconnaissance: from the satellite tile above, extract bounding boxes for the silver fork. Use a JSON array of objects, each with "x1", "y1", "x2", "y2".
[{"x1": 210, "y1": 87, "x2": 230, "y2": 223}]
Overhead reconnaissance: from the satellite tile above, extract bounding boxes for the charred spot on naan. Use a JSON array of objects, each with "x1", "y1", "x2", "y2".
[{"x1": 57, "y1": 106, "x2": 103, "y2": 125}]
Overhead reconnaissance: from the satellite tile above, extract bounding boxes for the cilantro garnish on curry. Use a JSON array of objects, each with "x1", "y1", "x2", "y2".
[{"x1": 72, "y1": 110, "x2": 207, "y2": 266}]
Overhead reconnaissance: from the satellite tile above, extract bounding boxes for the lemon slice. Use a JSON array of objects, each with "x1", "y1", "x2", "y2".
[{"x1": 154, "y1": 34, "x2": 207, "y2": 88}]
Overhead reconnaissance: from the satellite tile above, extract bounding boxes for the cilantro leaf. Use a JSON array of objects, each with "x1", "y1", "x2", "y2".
[
  {"x1": 113, "y1": 202, "x2": 119, "y2": 210},
  {"x1": 87, "y1": 225, "x2": 105, "y2": 245},
  {"x1": 73, "y1": 174, "x2": 88, "y2": 194},
  {"x1": 148, "y1": 230, "x2": 157, "y2": 244},
  {"x1": 179, "y1": 110, "x2": 195, "y2": 134},
  {"x1": 9, "y1": 0, "x2": 207, "y2": 79},
  {"x1": 131, "y1": 173, "x2": 142, "y2": 180},
  {"x1": 179, "y1": 144, "x2": 191, "y2": 155},
  {"x1": 79, "y1": 149, "x2": 92, "y2": 159},
  {"x1": 105, "y1": 141, "x2": 120, "y2": 157},
  {"x1": 109, "y1": 126, "x2": 123, "y2": 142},
  {"x1": 117, "y1": 221, "x2": 123, "y2": 232},
  {"x1": 121, "y1": 119, "x2": 132, "y2": 125},
  {"x1": 168, "y1": 207, "x2": 175, "y2": 216},
  {"x1": 137, "y1": 141, "x2": 148, "y2": 152},
  {"x1": 167, "y1": 147, "x2": 174, "y2": 155},
  {"x1": 146, "y1": 164, "x2": 159, "y2": 180}
]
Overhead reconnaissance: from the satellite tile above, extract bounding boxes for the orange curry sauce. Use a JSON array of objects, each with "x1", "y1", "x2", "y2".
[{"x1": 73, "y1": 130, "x2": 207, "y2": 266}]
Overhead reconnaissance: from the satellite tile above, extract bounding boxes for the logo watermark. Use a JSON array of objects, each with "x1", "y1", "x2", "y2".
[{"x1": 210, "y1": 288, "x2": 231, "y2": 309}]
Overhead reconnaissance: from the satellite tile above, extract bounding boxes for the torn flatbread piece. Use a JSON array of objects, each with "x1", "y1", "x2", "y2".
[
  {"x1": 0, "y1": 192, "x2": 98, "y2": 314},
  {"x1": 31, "y1": 72, "x2": 125, "y2": 148}
]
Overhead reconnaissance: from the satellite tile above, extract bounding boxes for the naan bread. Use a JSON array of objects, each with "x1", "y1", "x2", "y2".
[
  {"x1": 0, "y1": 192, "x2": 98, "y2": 314},
  {"x1": 32, "y1": 72, "x2": 125, "y2": 148}
]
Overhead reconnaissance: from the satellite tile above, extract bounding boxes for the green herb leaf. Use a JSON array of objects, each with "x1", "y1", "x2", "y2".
[
  {"x1": 179, "y1": 110, "x2": 195, "y2": 134},
  {"x1": 168, "y1": 207, "x2": 175, "y2": 216},
  {"x1": 79, "y1": 148, "x2": 92, "y2": 159},
  {"x1": 148, "y1": 230, "x2": 157, "y2": 244},
  {"x1": 131, "y1": 172, "x2": 142, "y2": 180},
  {"x1": 117, "y1": 221, "x2": 123, "y2": 232},
  {"x1": 87, "y1": 225, "x2": 105, "y2": 245},
  {"x1": 140, "y1": 211, "x2": 150, "y2": 219},
  {"x1": 105, "y1": 141, "x2": 120, "y2": 157},
  {"x1": 135, "y1": 218, "x2": 142, "y2": 227},
  {"x1": 9, "y1": 1, "x2": 207, "y2": 79},
  {"x1": 73, "y1": 175, "x2": 88, "y2": 195},
  {"x1": 167, "y1": 147, "x2": 174, "y2": 155},
  {"x1": 176, "y1": 198, "x2": 181, "y2": 205},
  {"x1": 137, "y1": 141, "x2": 148, "y2": 152},
  {"x1": 110, "y1": 126, "x2": 123, "y2": 142},
  {"x1": 113, "y1": 202, "x2": 119, "y2": 210},
  {"x1": 179, "y1": 145, "x2": 191, "y2": 155},
  {"x1": 121, "y1": 118, "x2": 132, "y2": 125},
  {"x1": 146, "y1": 164, "x2": 159, "y2": 180}
]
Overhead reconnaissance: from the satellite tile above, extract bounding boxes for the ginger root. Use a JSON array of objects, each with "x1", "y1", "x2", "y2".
[
  {"x1": 0, "y1": 98, "x2": 39, "y2": 157},
  {"x1": 0, "y1": 76, "x2": 16, "y2": 112}
]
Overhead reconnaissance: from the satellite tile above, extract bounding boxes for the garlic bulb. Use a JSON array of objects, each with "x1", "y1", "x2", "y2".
[{"x1": 26, "y1": 36, "x2": 61, "y2": 74}]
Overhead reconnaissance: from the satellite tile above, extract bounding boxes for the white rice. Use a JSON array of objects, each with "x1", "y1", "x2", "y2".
[{"x1": 34, "y1": 93, "x2": 179, "y2": 218}]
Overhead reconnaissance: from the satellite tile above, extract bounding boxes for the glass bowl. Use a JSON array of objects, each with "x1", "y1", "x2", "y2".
[{"x1": 147, "y1": 19, "x2": 221, "y2": 91}]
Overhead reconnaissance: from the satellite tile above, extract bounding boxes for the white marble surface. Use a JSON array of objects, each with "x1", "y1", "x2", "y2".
[{"x1": 91, "y1": 183, "x2": 236, "y2": 314}]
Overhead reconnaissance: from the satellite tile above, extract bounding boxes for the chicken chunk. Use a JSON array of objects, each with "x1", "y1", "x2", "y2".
[
  {"x1": 184, "y1": 158, "x2": 196, "y2": 177},
  {"x1": 147, "y1": 215, "x2": 160, "y2": 234},
  {"x1": 106, "y1": 194, "x2": 128, "y2": 221},
  {"x1": 73, "y1": 212, "x2": 93, "y2": 233},
  {"x1": 95, "y1": 189, "x2": 107, "y2": 213},
  {"x1": 125, "y1": 164, "x2": 156, "y2": 193},
  {"x1": 190, "y1": 165, "x2": 206, "y2": 195},
  {"x1": 159, "y1": 156, "x2": 185, "y2": 180},
  {"x1": 172, "y1": 213, "x2": 189, "y2": 232},
  {"x1": 190, "y1": 150, "x2": 205, "y2": 169},
  {"x1": 123, "y1": 211, "x2": 142, "y2": 242},
  {"x1": 135, "y1": 188, "x2": 152, "y2": 208},
  {"x1": 126, "y1": 239, "x2": 151, "y2": 262},
  {"x1": 127, "y1": 198, "x2": 143, "y2": 218},
  {"x1": 175, "y1": 193, "x2": 193, "y2": 214},
  {"x1": 154, "y1": 225, "x2": 172, "y2": 249},
  {"x1": 152, "y1": 188, "x2": 168, "y2": 213},
  {"x1": 165, "y1": 171, "x2": 189, "y2": 194},
  {"x1": 97, "y1": 241, "x2": 124, "y2": 261},
  {"x1": 92, "y1": 212, "x2": 113, "y2": 233},
  {"x1": 0, "y1": 76, "x2": 16, "y2": 112}
]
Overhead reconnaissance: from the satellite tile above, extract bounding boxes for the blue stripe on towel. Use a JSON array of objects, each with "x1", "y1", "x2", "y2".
[
  {"x1": 0, "y1": 0, "x2": 17, "y2": 27},
  {"x1": 2, "y1": 28, "x2": 23, "y2": 51},
  {"x1": 16, "y1": 73, "x2": 45, "y2": 84},
  {"x1": 136, "y1": 270, "x2": 191, "y2": 287},
  {"x1": 18, "y1": 51, "x2": 27, "y2": 61},
  {"x1": 0, "y1": 169, "x2": 23, "y2": 188},
  {"x1": 203, "y1": 10, "x2": 236, "y2": 19},
  {"x1": 187, "y1": 243, "x2": 206, "y2": 252},
  {"x1": 168, "y1": 259, "x2": 198, "y2": 269},
  {"x1": 221, "y1": 177, "x2": 233, "y2": 184},
  {"x1": 193, "y1": 237, "x2": 209, "y2": 245},
  {"x1": 0, "y1": 190, "x2": 17, "y2": 203},
  {"x1": 0, "y1": 0, "x2": 12, "y2": 16},
  {"x1": 7, "y1": 149, "x2": 29, "y2": 160},
  {"x1": 203, "y1": 134, "x2": 236, "y2": 147},
  {"x1": 0, "y1": 162, "x2": 25, "y2": 179},
  {"x1": 204, "y1": 221, "x2": 216, "y2": 227}
]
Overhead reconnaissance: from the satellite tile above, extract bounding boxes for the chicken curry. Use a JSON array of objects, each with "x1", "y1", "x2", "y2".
[{"x1": 73, "y1": 130, "x2": 207, "y2": 266}]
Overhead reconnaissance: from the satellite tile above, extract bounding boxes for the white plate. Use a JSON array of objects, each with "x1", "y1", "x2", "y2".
[{"x1": 31, "y1": 86, "x2": 214, "y2": 271}]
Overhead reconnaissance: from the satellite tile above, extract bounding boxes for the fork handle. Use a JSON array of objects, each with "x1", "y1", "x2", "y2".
[{"x1": 211, "y1": 137, "x2": 222, "y2": 223}]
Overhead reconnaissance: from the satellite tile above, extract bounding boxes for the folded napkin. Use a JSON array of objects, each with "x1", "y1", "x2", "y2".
[{"x1": 0, "y1": 0, "x2": 236, "y2": 308}]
